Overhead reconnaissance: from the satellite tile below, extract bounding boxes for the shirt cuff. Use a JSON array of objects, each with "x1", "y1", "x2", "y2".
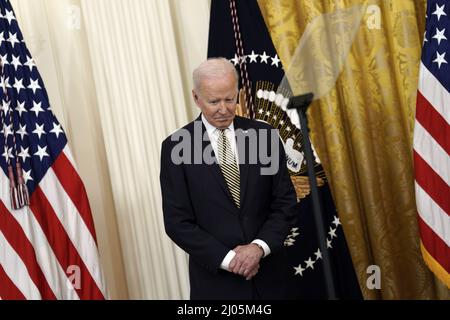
[
  {"x1": 220, "y1": 250, "x2": 236, "y2": 271},
  {"x1": 252, "y1": 239, "x2": 271, "y2": 258}
]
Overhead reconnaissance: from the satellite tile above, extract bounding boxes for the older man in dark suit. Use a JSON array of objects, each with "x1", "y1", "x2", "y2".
[{"x1": 160, "y1": 58, "x2": 297, "y2": 300}]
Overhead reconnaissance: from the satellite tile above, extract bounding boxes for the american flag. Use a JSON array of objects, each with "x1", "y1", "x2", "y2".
[
  {"x1": 0, "y1": 0, "x2": 107, "y2": 299},
  {"x1": 414, "y1": 0, "x2": 450, "y2": 288}
]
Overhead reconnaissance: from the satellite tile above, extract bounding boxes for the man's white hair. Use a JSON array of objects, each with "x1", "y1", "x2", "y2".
[{"x1": 193, "y1": 57, "x2": 239, "y2": 92}]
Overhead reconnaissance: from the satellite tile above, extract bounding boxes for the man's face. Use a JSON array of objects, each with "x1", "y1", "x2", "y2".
[{"x1": 193, "y1": 72, "x2": 238, "y2": 129}]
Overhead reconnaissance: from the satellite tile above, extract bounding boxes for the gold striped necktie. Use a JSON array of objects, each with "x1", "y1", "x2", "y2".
[{"x1": 217, "y1": 129, "x2": 240, "y2": 208}]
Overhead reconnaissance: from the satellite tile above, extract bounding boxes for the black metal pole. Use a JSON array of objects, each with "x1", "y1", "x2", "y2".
[{"x1": 288, "y1": 93, "x2": 337, "y2": 300}]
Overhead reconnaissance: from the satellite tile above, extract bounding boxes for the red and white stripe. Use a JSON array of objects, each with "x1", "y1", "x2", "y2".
[
  {"x1": 0, "y1": 146, "x2": 107, "y2": 299},
  {"x1": 414, "y1": 61, "x2": 450, "y2": 285}
]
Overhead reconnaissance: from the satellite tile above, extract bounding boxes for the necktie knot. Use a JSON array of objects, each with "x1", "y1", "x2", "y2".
[{"x1": 217, "y1": 128, "x2": 227, "y2": 136}]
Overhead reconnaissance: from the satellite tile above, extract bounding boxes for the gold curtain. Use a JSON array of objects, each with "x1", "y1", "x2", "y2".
[{"x1": 258, "y1": 0, "x2": 449, "y2": 299}]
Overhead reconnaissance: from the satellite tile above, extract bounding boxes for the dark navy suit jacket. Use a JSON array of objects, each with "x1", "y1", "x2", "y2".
[{"x1": 160, "y1": 115, "x2": 297, "y2": 300}]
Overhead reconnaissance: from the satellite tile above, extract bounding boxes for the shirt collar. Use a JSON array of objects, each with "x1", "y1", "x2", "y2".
[{"x1": 201, "y1": 114, "x2": 235, "y2": 136}]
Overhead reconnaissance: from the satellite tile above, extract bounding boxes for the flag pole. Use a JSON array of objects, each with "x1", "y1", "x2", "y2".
[{"x1": 288, "y1": 93, "x2": 338, "y2": 300}]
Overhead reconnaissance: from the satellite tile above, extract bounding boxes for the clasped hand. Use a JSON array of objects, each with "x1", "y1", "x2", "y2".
[{"x1": 229, "y1": 244, "x2": 264, "y2": 280}]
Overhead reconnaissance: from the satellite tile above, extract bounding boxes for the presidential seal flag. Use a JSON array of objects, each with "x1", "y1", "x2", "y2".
[
  {"x1": 414, "y1": 0, "x2": 450, "y2": 288},
  {"x1": 0, "y1": 0, "x2": 107, "y2": 299},
  {"x1": 208, "y1": 0, "x2": 362, "y2": 298}
]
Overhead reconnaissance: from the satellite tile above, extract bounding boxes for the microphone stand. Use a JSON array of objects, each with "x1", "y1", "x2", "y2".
[{"x1": 288, "y1": 93, "x2": 338, "y2": 300}]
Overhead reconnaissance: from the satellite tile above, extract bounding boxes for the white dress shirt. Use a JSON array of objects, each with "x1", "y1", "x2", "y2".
[{"x1": 201, "y1": 115, "x2": 271, "y2": 272}]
